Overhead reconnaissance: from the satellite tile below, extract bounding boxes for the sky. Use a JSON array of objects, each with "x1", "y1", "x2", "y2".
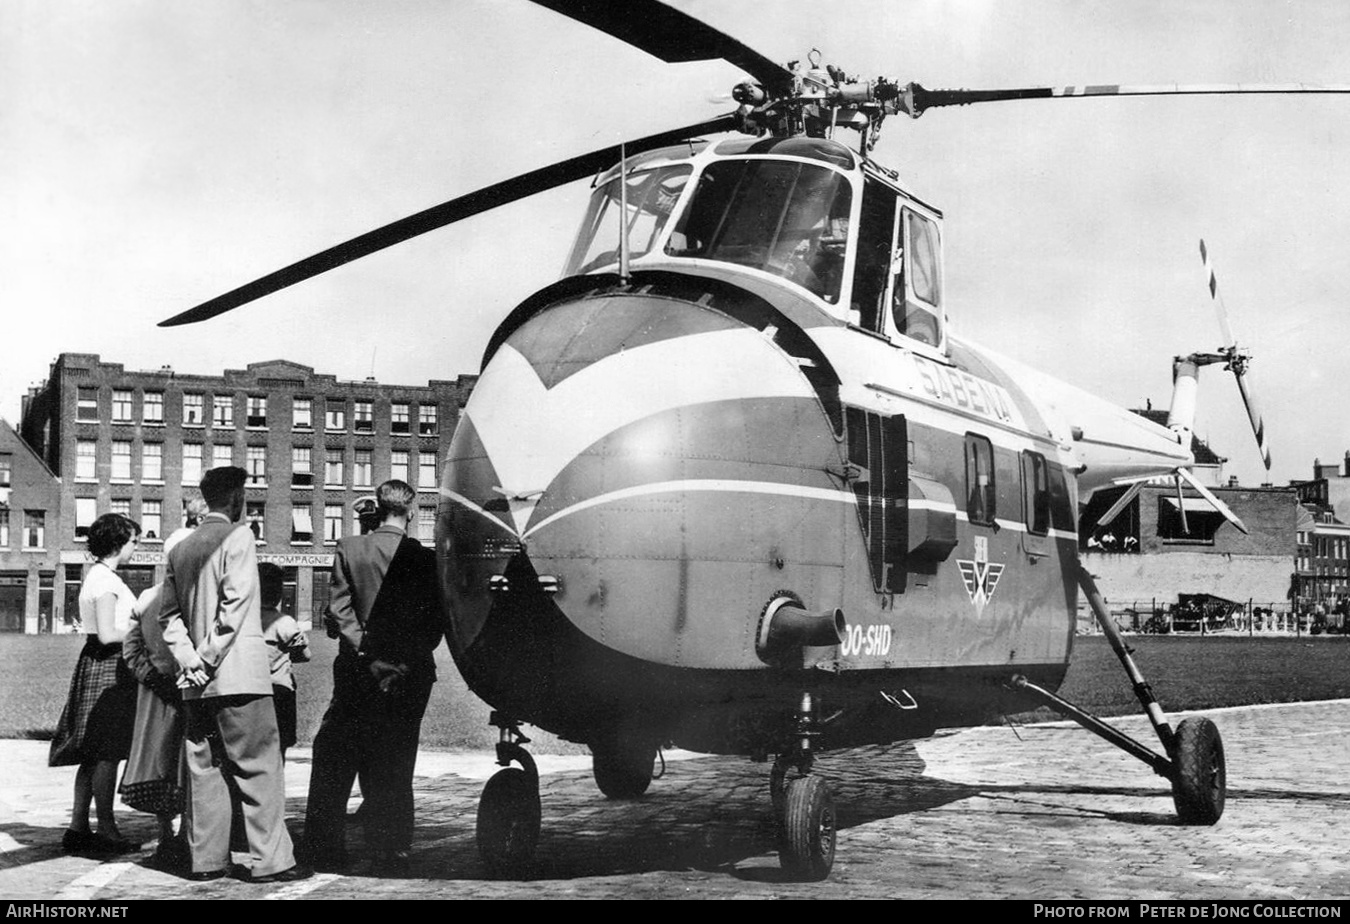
[{"x1": 3, "y1": 0, "x2": 1350, "y2": 489}]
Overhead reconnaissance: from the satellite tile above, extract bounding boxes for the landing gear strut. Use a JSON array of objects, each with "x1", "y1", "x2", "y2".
[
  {"x1": 475, "y1": 713, "x2": 541, "y2": 877},
  {"x1": 771, "y1": 691, "x2": 836, "y2": 881},
  {"x1": 1010, "y1": 565, "x2": 1227, "y2": 825}
]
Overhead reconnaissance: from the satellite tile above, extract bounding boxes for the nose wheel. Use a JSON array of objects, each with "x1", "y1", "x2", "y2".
[
  {"x1": 476, "y1": 714, "x2": 541, "y2": 877},
  {"x1": 770, "y1": 691, "x2": 837, "y2": 881}
]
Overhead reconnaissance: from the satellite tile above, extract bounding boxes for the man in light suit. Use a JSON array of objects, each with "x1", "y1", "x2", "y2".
[
  {"x1": 303, "y1": 480, "x2": 442, "y2": 875},
  {"x1": 159, "y1": 466, "x2": 310, "y2": 883}
]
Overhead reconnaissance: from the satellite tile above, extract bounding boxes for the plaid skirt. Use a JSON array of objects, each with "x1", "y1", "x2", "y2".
[{"x1": 48, "y1": 637, "x2": 138, "y2": 767}]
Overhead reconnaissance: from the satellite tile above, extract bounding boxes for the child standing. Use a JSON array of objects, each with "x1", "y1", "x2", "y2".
[{"x1": 257, "y1": 562, "x2": 310, "y2": 759}]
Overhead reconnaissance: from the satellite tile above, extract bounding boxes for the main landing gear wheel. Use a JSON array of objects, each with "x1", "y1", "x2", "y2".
[
  {"x1": 777, "y1": 775, "x2": 836, "y2": 882},
  {"x1": 476, "y1": 766, "x2": 541, "y2": 877},
  {"x1": 1170, "y1": 716, "x2": 1226, "y2": 825},
  {"x1": 591, "y1": 739, "x2": 658, "y2": 799}
]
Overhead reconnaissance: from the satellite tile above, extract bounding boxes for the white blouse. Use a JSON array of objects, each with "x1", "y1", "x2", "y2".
[{"x1": 78, "y1": 563, "x2": 137, "y2": 638}]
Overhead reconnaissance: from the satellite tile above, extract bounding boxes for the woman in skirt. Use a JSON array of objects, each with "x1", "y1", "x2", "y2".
[
  {"x1": 49, "y1": 513, "x2": 143, "y2": 855},
  {"x1": 116, "y1": 526, "x2": 197, "y2": 871}
]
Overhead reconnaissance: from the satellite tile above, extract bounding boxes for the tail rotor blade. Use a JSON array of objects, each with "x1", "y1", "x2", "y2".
[
  {"x1": 1234, "y1": 370, "x2": 1272, "y2": 471},
  {"x1": 1199, "y1": 239, "x2": 1236, "y2": 349}
]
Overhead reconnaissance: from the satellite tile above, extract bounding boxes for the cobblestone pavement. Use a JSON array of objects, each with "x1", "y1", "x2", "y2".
[{"x1": 2, "y1": 701, "x2": 1348, "y2": 900}]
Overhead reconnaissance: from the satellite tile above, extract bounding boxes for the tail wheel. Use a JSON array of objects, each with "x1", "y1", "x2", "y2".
[
  {"x1": 591, "y1": 739, "x2": 657, "y2": 799},
  {"x1": 476, "y1": 767, "x2": 541, "y2": 876},
  {"x1": 777, "y1": 775, "x2": 836, "y2": 881},
  {"x1": 1171, "y1": 717, "x2": 1226, "y2": 825}
]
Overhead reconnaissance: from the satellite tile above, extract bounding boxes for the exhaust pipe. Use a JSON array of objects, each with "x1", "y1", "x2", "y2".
[{"x1": 757, "y1": 595, "x2": 846, "y2": 664}]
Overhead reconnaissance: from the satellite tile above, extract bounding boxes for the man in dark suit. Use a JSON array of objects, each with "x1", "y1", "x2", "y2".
[
  {"x1": 159, "y1": 466, "x2": 310, "y2": 883},
  {"x1": 302, "y1": 480, "x2": 443, "y2": 875}
]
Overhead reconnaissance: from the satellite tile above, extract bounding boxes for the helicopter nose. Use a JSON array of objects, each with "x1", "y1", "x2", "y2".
[{"x1": 441, "y1": 292, "x2": 851, "y2": 668}]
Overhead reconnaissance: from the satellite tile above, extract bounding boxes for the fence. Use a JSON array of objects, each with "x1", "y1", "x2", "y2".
[{"x1": 1078, "y1": 600, "x2": 1321, "y2": 636}]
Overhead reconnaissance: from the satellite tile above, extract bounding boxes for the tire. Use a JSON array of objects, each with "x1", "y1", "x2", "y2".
[
  {"x1": 476, "y1": 767, "x2": 541, "y2": 876},
  {"x1": 1171, "y1": 717, "x2": 1226, "y2": 825},
  {"x1": 591, "y1": 739, "x2": 657, "y2": 799},
  {"x1": 777, "y1": 775, "x2": 837, "y2": 881}
]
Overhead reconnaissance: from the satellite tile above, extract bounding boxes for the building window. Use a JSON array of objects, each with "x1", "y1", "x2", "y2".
[
  {"x1": 212, "y1": 443, "x2": 233, "y2": 470},
  {"x1": 247, "y1": 396, "x2": 267, "y2": 428},
  {"x1": 213, "y1": 395, "x2": 234, "y2": 428},
  {"x1": 417, "y1": 506, "x2": 436, "y2": 546},
  {"x1": 183, "y1": 394, "x2": 204, "y2": 427},
  {"x1": 293, "y1": 398, "x2": 313, "y2": 430},
  {"x1": 246, "y1": 446, "x2": 266, "y2": 486},
  {"x1": 141, "y1": 500, "x2": 161, "y2": 541},
  {"x1": 112, "y1": 390, "x2": 133, "y2": 423},
  {"x1": 392, "y1": 403, "x2": 410, "y2": 434},
  {"x1": 418, "y1": 404, "x2": 437, "y2": 436},
  {"x1": 246, "y1": 501, "x2": 266, "y2": 542},
  {"x1": 75, "y1": 498, "x2": 96, "y2": 540},
  {"x1": 23, "y1": 511, "x2": 44, "y2": 549},
  {"x1": 75, "y1": 442, "x2": 97, "y2": 481},
  {"x1": 1157, "y1": 496, "x2": 1225, "y2": 545},
  {"x1": 353, "y1": 450, "x2": 372, "y2": 488},
  {"x1": 77, "y1": 387, "x2": 99, "y2": 422},
  {"x1": 0, "y1": 454, "x2": 9, "y2": 488},
  {"x1": 324, "y1": 504, "x2": 343, "y2": 543},
  {"x1": 111, "y1": 441, "x2": 132, "y2": 481},
  {"x1": 418, "y1": 452, "x2": 438, "y2": 490},
  {"x1": 390, "y1": 450, "x2": 409, "y2": 484},
  {"x1": 142, "y1": 444, "x2": 163, "y2": 482},
  {"x1": 353, "y1": 400, "x2": 374, "y2": 433},
  {"x1": 0, "y1": 509, "x2": 8, "y2": 547},
  {"x1": 143, "y1": 392, "x2": 164, "y2": 425},
  {"x1": 964, "y1": 433, "x2": 995, "y2": 526},
  {"x1": 325, "y1": 449, "x2": 344, "y2": 487},
  {"x1": 292, "y1": 446, "x2": 313, "y2": 487},
  {"x1": 182, "y1": 444, "x2": 203, "y2": 486},
  {"x1": 291, "y1": 505, "x2": 314, "y2": 544},
  {"x1": 110, "y1": 498, "x2": 130, "y2": 518},
  {"x1": 325, "y1": 399, "x2": 346, "y2": 431}
]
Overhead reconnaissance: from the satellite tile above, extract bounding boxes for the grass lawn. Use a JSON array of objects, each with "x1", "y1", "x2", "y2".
[{"x1": 4, "y1": 633, "x2": 1347, "y2": 752}]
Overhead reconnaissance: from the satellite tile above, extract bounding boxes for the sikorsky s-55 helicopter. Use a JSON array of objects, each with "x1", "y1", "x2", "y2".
[{"x1": 163, "y1": 0, "x2": 1324, "y2": 881}]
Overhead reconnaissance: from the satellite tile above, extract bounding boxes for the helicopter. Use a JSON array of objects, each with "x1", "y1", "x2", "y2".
[{"x1": 157, "y1": 0, "x2": 1332, "y2": 881}]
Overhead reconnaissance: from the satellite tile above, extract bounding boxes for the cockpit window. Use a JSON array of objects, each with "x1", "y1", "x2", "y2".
[
  {"x1": 665, "y1": 159, "x2": 852, "y2": 302},
  {"x1": 565, "y1": 165, "x2": 692, "y2": 275}
]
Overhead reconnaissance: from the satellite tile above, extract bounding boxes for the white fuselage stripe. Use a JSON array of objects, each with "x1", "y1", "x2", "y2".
[
  {"x1": 522, "y1": 479, "x2": 857, "y2": 538},
  {"x1": 443, "y1": 482, "x2": 1077, "y2": 544}
]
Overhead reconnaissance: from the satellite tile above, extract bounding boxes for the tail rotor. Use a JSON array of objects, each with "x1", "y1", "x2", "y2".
[{"x1": 1199, "y1": 239, "x2": 1272, "y2": 472}]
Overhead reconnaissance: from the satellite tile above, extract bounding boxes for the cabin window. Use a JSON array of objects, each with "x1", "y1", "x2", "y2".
[
  {"x1": 850, "y1": 178, "x2": 898, "y2": 333},
  {"x1": 666, "y1": 158, "x2": 851, "y2": 303},
  {"x1": 895, "y1": 210, "x2": 942, "y2": 346},
  {"x1": 566, "y1": 165, "x2": 692, "y2": 275},
  {"x1": 964, "y1": 433, "x2": 995, "y2": 526},
  {"x1": 1021, "y1": 450, "x2": 1051, "y2": 536}
]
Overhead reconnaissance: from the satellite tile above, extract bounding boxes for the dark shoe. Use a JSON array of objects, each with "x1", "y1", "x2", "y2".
[
  {"x1": 184, "y1": 868, "x2": 228, "y2": 882},
  {"x1": 145, "y1": 838, "x2": 190, "y2": 873},
  {"x1": 369, "y1": 849, "x2": 412, "y2": 877},
  {"x1": 61, "y1": 829, "x2": 93, "y2": 854},
  {"x1": 248, "y1": 864, "x2": 314, "y2": 884},
  {"x1": 87, "y1": 833, "x2": 142, "y2": 855}
]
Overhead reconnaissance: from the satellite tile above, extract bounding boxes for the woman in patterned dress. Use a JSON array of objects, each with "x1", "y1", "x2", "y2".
[{"x1": 49, "y1": 514, "x2": 143, "y2": 855}]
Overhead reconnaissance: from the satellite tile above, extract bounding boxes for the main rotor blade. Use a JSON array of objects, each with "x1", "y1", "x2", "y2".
[
  {"x1": 529, "y1": 0, "x2": 792, "y2": 92},
  {"x1": 1097, "y1": 481, "x2": 1144, "y2": 530},
  {"x1": 905, "y1": 82, "x2": 1350, "y2": 117},
  {"x1": 160, "y1": 114, "x2": 736, "y2": 327}
]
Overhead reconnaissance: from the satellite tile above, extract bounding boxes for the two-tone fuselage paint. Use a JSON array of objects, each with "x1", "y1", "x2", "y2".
[{"x1": 438, "y1": 274, "x2": 1086, "y2": 753}]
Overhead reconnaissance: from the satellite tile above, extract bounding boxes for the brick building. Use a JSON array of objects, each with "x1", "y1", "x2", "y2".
[
  {"x1": 0, "y1": 419, "x2": 63, "y2": 632},
  {"x1": 1079, "y1": 410, "x2": 1299, "y2": 619},
  {"x1": 17, "y1": 353, "x2": 475, "y2": 632}
]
